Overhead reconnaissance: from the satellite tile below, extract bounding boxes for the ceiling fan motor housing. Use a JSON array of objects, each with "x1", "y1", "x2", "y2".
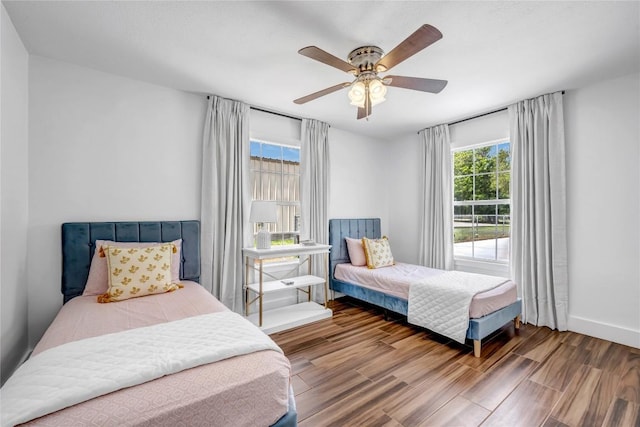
[{"x1": 348, "y1": 46, "x2": 385, "y2": 74}]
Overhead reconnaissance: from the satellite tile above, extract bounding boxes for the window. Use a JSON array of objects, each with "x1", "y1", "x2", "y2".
[
  {"x1": 453, "y1": 140, "x2": 510, "y2": 262},
  {"x1": 250, "y1": 140, "x2": 300, "y2": 246}
]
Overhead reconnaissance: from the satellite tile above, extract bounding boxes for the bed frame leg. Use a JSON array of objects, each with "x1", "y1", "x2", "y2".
[
  {"x1": 514, "y1": 315, "x2": 521, "y2": 329},
  {"x1": 473, "y1": 340, "x2": 481, "y2": 358}
]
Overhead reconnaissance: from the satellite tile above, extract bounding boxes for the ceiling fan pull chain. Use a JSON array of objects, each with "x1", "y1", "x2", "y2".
[{"x1": 366, "y1": 84, "x2": 370, "y2": 121}]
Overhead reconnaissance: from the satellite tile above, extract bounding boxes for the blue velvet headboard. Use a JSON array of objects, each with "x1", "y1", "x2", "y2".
[
  {"x1": 328, "y1": 218, "x2": 381, "y2": 278},
  {"x1": 61, "y1": 221, "x2": 200, "y2": 303}
]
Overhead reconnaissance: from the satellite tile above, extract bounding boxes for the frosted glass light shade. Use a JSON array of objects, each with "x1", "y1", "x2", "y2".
[
  {"x1": 368, "y1": 79, "x2": 387, "y2": 106},
  {"x1": 348, "y1": 81, "x2": 366, "y2": 108},
  {"x1": 348, "y1": 79, "x2": 387, "y2": 109}
]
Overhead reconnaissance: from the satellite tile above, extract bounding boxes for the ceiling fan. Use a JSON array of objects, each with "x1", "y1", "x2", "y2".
[{"x1": 293, "y1": 24, "x2": 448, "y2": 120}]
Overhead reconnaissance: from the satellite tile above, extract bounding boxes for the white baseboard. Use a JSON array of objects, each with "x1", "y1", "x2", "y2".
[{"x1": 568, "y1": 315, "x2": 640, "y2": 349}]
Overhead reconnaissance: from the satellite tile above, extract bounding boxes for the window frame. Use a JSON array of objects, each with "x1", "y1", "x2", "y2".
[
  {"x1": 249, "y1": 138, "x2": 301, "y2": 246},
  {"x1": 452, "y1": 138, "x2": 511, "y2": 264}
]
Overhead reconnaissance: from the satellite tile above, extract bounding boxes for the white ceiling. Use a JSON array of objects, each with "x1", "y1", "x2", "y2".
[{"x1": 4, "y1": 1, "x2": 639, "y2": 139}]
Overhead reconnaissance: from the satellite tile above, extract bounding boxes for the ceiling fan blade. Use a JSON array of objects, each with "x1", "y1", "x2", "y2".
[
  {"x1": 375, "y1": 24, "x2": 443, "y2": 72},
  {"x1": 357, "y1": 95, "x2": 372, "y2": 120},
  {"x1": 385, "y1": 75, "x2": 448, "y2": 93},
  {"x1": 298, "y1": 46, "x2": 356, "y2": 73},
  {"x1": 294, "y1": 82, "x2": 351, "y2": 105}
]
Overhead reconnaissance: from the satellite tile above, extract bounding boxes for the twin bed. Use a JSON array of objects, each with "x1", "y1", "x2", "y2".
[
  {"x1": 328, "y1": 218, "x2": 522, "y2": 357},
  {"x1": 1, "y1": 221, "x2": 296, "y2": 427}
]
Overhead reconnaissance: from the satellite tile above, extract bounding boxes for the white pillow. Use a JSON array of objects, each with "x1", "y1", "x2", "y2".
[{"x1": 345, "y1": 237, "x2": 366, "y2": 266}]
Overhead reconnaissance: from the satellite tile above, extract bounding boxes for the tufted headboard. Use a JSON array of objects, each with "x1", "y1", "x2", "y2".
[
  {"x1": 328, "y1": 218, "x2": 381, "y2": 278},
  {"x1": 61, "y1": 221, "x2": 200, "y2": 303}
]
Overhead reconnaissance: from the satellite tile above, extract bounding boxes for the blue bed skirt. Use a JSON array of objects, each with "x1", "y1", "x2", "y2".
[{"x1": 331, "y1": 278, "x2": 521, "y2": 342}]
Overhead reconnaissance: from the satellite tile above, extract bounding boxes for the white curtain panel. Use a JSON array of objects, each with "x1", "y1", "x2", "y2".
[
  {"x1": 418, "y1": 124, "x2": 454, "y2": 270},
  {"x1": 300, "y1": 118, "x2": 330, "y2": 302},
  {"x1": 509, "y1": 91, "x2": 568, "y2": 330},
  {"x1": 200, "y1": 96, "x2": 251, "y2": 312}
]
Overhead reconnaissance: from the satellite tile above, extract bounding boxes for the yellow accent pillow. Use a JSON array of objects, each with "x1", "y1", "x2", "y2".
[
  {"x1": 362, "y1": 236, "x2": 395, "y2": 269},
  {"x1": 98, "y1": 243, "x2": 180, "y2": 303}
]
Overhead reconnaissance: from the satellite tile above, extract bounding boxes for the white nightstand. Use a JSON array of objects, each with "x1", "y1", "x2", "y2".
[{"x1": 243, "y1": 244, "x2": 333, "y2": 333}]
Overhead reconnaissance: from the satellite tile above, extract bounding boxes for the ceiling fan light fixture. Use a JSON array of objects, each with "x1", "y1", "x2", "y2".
[
  {"x1": 348, "y1": 81, "x2": 366, "y2": 107},
  {"x1": 368, "y1": 79, "x2": 387, "y2": 106}
]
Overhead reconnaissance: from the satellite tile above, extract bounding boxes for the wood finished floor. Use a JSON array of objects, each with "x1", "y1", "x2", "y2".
[{"x1": 270, "y1": 297, "x2": 640, "y2": 427}]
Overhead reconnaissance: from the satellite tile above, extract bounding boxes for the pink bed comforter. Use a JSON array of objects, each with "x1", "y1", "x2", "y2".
[{"x1": 22, "y1": 282, "x2": 291, "y2": 427}]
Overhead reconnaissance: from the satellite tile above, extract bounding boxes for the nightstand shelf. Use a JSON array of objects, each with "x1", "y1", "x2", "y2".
[
  {"x1": 246, "y1": 275, "x2": 326, "y2": 294},
  {"x1": 245, "y1": 301, "x2": 332, "y2": 334},
  {"x1": 243, "y1": 244, "x2": 332, "y2": 330}
]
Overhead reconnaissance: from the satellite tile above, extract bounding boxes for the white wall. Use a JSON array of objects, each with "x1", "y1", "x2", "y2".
[
  {"x1": 564, "y1": 73, "x2": 640, "y2": 347},
  {"x1": 328, "y1": 127, "x2": 390, "y2": 234},
  {"x1": 386, "y1": 132, "x2": 422, "y2": 264},
  {"x1": 27, "y1": 56, "x2": 206, "y2": 345},
  {"x1": 1, "y1": 4, "x2": 30, "y2": 384}
]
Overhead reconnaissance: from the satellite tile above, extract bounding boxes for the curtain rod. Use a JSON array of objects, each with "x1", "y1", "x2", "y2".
[
  {"x1": 250, "y1": 106, "x2": 302, "y2": 122},
  {"x1": 205, "y1": 95, "x2": 303, "y2": 122},
  {"x1": 251, "y1": 106, "x2": 332, "y2": 128},
  {"x1": 418, "y1": 90, "x2": 566, "y2": 133},
  {"x1": 448, "y1": 107, "x2": 507, "y2": 126},
  {"x1": 416, "y1": 107, "x2": 505, "y2": 133}
]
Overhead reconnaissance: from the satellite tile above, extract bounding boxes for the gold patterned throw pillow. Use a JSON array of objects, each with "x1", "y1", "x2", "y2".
[
  {"x1": 98, "y1": 243, "x2": 181, "y2": 303},
  {"x1": 362, "y1": 236, "x2": 395, "y2": 269}
]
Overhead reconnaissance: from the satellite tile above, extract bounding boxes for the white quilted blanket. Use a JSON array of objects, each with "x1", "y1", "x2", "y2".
[
  {"x1": 407, "y1": 271, "x2": 508, "y2": 344},
  {"x1": 0, "y1": 311, "x2": 282, "y2": 427}
]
